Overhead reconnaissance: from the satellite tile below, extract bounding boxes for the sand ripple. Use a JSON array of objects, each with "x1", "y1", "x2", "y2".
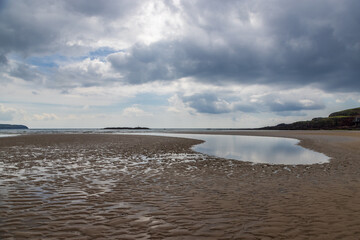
[{"x1": 1, "y1": 133, "x2": 360, "y2": 239}]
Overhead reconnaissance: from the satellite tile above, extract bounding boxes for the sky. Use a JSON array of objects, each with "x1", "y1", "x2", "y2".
[{"x1": 0, "y1": 0, "x2": 360, "y2": 128}]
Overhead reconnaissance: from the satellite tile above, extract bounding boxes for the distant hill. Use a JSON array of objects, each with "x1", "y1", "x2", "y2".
[
  {"x1": 0, "y1": 124, "x2": 29, "y2": 129},
  {"x1": 104, "y1": 127, "x2": 150, "y2": 130},
  {"x1": 260, "y1": 107, "x2": 360, "y2": 130}
]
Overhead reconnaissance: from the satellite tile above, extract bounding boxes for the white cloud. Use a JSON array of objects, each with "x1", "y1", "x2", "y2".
[
  {"x1": 167, "y1": 95, "x2": 187, "y2": 113},
  {"x1": 134, "y1": 1, "x2": 184, "y2": 44},
  {"x1": 30, "y1": 113, "x2": 59, "y2": 121},
  {"x1": 0, "y1": 104, "x2": 17, "y2": 121},
  {"x1": 122, "y1": 105, "x2": 153, "y2": 117}
]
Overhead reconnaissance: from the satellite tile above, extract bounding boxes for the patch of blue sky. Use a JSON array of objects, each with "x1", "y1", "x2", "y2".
[
  {"x1": 26, "y1": 55, "x2": 65, "y2": 68},
  {"x1": 88, "y1": 47, "x2": 122, "y2": 60},
  {"x1": 23, "y1": 48, "x2": 122, "y2": 72}
]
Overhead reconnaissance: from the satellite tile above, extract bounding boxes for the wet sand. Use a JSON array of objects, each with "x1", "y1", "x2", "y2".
[{"x1": 0, "y1": 131, "x2": 360, "y2": 239}]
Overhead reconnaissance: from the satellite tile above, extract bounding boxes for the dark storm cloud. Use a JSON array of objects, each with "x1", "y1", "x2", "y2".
[
  {"x1": 108, "y1": 39, "x2": 266, "y2": 84},
  {"x1": 108, "y1": 42, "x2": 179, "y2": 84},
  {"x1": 0, "y1": 1, "x2": 63, "y2": 56},
  {"x1": 181, "y1": 93, "x2": 255, "y2": 114},
  {"x1": 63, "y1": 0, "x2": 140, "y2": 18},
  {"x1": 108, "y1": 0, "x2": 360, "y2": 92},
  {"x1": 0, "y1": 0, "x2": 142, "y2": 57},
  {"x1": 182, "y1": 93, "x2": 232, "y2": 114},
  {"x1": 180, "y1": 92, "x2": 323, "y2": 115},
  {"x1": 260, "y1": 92, "x2": 325, "y2": 115},
  {"x1": 267, "y1": 101, "x2": 325, "y2": 113},
  {"x1": 9, "y1": 63, "x2": 42, "y2": 82},
  {"x1": 0, "y1": 54, "x2": 7, "y2": 65}
]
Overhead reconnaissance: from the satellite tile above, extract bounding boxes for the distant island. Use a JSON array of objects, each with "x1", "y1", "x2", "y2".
[
  {"x1": 104, "y1": 127, "x2": 150, "y2": 130},
  {"x1": 260, "y1": 107, "x2": 360, "y2": 130},
  {"x1": 0, "y1": 124, "x2": 29, "y2": 129}
]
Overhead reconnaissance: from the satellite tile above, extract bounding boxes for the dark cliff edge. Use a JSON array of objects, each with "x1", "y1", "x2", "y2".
[
  {"x1": 260, "y1": 107, "x2": 360, "y2": 130},
  {"x1": 0, "y1": 124, "x2": 29, "y2": 129}
]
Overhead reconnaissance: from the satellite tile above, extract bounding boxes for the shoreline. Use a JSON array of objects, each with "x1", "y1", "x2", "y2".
[{"x1": 1, "y1": 131, "x2": 360, "y2": 239}]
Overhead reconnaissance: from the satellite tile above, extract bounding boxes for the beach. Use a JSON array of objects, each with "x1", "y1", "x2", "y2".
[{"x1": 1, "y1": 131, "x2": 360, "y2": 239}]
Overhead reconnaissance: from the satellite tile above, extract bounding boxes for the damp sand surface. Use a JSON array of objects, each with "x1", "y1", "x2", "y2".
[{"x1": 1, "y1": 131, "x2": 360, "y2": 239}]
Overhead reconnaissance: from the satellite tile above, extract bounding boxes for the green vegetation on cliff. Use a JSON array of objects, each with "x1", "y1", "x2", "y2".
[
  {"x1": 261, "y1": 107, "x2": 360, "y2": 130},
  {"x1": 328, "y1": 107, "x2": 360, "y2": 117}
]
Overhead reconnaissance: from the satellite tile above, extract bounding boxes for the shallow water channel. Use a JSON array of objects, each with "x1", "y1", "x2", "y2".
[{"x1": 134, "y1": 133, "x2": 329, "y2": 165}]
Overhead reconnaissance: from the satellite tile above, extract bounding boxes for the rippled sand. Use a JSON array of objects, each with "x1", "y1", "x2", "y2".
[{"x1": 1, "y1": 132, "x2": 360, "y2": 239}]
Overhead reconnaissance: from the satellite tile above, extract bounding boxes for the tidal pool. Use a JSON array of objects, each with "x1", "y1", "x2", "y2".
[{"x1": 135, "y1": 133, "x2": 329, "y2": 165}]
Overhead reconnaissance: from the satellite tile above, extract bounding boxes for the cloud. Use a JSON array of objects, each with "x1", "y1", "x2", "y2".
[
  {"x1": 122, "y1": 105, "x2": 153, "y2": 117},
  {"x1": 63, "y1": 0, "x2": 140, "y2": 18},
  {"x1": 256, "y1": 91, "x2": 326, "y2": 115},
  {"x1": 0, "y1": 54, "x2": 8, "y2": 65},
  {"x1": 105, "y1": 0, "x2": 360, "y2": 92},
  {"x1": 1, "y1": 0, "x2": 359, "y2": 92},
  {"x1": 182, "y1": 93, "x2": 231, "y2": 114},
  {"x1": 108, "y1": 33, "x2": 358, "y2": 92},
  {"x1": 50, "y1": 57, "x2": 118, "y2": 88},
  {"x1": 166, "y1": 84, "x2": 326, "y2": 116},
  {"x1": 266, "y1": 98, "x2": 325, "y2": 113},
  {"x1": 181, "y1": 93, "x2": 255, "y2": 114},
  {"x1": 0, "y1": 104, "x2": 17, "y2": 121},
  {"x1": 31, "y1": 113, "x2": 59, "y2": 121},
  {"x1": 0, "y1": 0, "x2": 144, "y2": 58},
  {"x1": 8, "y1": 62, "x2": 43, "y2": 82},
  {"x1": 180, "y1": 91, "x2": 324, "y2": 115},
  {"x1": 0, "y1": 1, "x2": 67, "y2": 56}
]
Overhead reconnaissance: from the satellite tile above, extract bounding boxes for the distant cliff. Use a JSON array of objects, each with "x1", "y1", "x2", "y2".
[
  {"x1": 260, "y1": 107, "x2": 360, "y2": 130},
  {"x1": 0, "y1": 124, "x2": 29, "y2": 129}
]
